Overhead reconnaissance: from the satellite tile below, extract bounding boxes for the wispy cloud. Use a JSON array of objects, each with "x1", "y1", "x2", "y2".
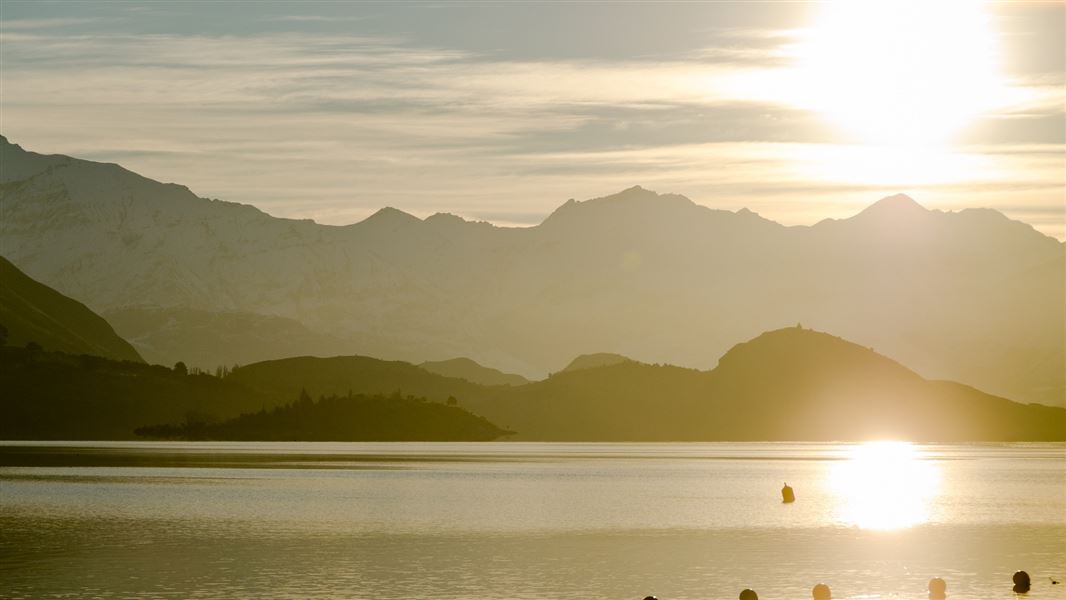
[
  {"x1": 264, "y1": 15, "x2": 366, "y2": 23},
  {"x1": 1, "y1": 26, "x2": 1062, "y2": 239},
  {"x1": 0, "y1": 17, "x2": 106, "y2": 30}
]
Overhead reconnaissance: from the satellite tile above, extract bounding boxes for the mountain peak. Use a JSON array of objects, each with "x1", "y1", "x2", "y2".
[
  {"x1": 857, "y1": 193, "x2": 928, "y2": 218},
  {"x1": 614, "y1": 184, "x2": 655, "y2": 198},
  {"x1": 715, "y1": 325, "x2": 914, "y2": 381},
  {"x1": 560, "y1": 352, "x2": 635, "y2": 373},
  {"x1": 360, "y1": 206, "x2": 421, "y2": 227},
  {"x1": 541, "y1": 186, "x2": 698, "y2": 228},
  {"x1": 425, "y1": 212, "x2": 466, "y2": 225}
]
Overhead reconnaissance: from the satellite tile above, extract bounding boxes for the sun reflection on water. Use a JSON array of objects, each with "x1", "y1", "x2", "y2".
[{"x1": 830, "y1": 441, "x2": 941, "y2": 530}]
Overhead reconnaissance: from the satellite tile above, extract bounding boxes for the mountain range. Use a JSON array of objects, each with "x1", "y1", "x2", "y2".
[{"x1": 1, "y1": 135, "x2": 1062, "y2": 406}]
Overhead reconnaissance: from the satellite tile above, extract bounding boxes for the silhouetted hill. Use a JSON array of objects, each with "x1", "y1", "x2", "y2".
[
  {"x1": 137, "y1": 392, "x2": 509, "y2": 442},
  {"x1": 457, "y1": 328, "x2": 1065, "y2": 441},
  {"x1": 214, "y1": 328, "x2": 1065, "y2": 442},
  {"x1": 0, "y1": 347, "x2": 508, "y2": 441},
  {"x1": 0, "y1": 346, "x2": 263, "y2": 439},
  {"x1": 700, "y1": 327, "x2": 1065, "y2": 441},
  {"x1": 419, "y1": 357, "x2": 529, "y2": 386},
  {"x1": 560, "y1": 353, "x2": 635, "y2": 373},
  {"x1": 0, "y1": 256, "x2": 142, "y2": 362},
  {"x1": 226, "y1": 355, "x2": 489, "y2": 405},
  {"x1": 1, "y1": 327, "x2": 1061, "y2": 441},
  {"x1": 2, "y1": 136, "x2": 1062, "y2": 405}
]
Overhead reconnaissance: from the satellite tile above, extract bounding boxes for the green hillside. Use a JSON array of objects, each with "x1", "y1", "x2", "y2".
[{"x1": 0, "y1": 256, "x2": 142, "y2": 362}]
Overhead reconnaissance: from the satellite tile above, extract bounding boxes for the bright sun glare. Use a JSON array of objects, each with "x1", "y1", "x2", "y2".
[
  {"x1": 795, "y1": 0, "x2": 1006, "y2": 146},
  {"x1": 830, "y1": 442, "x2": 941, "y2": 530}
]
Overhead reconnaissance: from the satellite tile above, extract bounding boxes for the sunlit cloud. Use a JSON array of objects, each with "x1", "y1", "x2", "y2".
[{"x1": 1, "y1": 8, "x2": 1062, "y2": 239}]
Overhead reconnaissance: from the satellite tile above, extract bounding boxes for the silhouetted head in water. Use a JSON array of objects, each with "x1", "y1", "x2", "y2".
[
  {"x1": 643, "y1": 596, "x2": 658, "y2": 600},
  {"x1": 812, "y1": 583, "x2": 831, "y2": 599},
  {"x1": 1013, "y1": 571, "x2": 1031, "y2": 593},
  {"x1": 740, "y1": 589, "x2": 759, "y2": 600},
  {"x1": 781, "y1": 482, "x2": 795, "y2": 503},
  {"x1": 928, "y1": 577, "x2": 947, "y2": 599}
]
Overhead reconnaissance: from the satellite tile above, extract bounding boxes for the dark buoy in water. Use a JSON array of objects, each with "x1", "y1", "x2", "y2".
[
  {"x1": 782, "y1": 482, "x2": 795, "y2": 503},
  {"x1": 1013, "y1": 571, "x2": 1031, "y2": 593},
  {"x1": 928, "y1": 577, "x2": 947, "y2": 599},
  {"x1": 739, "y1": 589, "x2": 759, "y2": 600}
]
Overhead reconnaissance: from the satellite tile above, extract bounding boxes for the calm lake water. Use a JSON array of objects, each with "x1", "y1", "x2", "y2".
[{"x1": 1, "y1": 442, "x2": 1064, "y2": 599}]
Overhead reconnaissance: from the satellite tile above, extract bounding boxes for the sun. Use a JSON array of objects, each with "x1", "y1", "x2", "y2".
[
  {"x1": 793, "y1": 0, "x2": 1006, "y2": 146},
  {"x1": 829, "y1": 442, "x2": 941, "y2": 530}
]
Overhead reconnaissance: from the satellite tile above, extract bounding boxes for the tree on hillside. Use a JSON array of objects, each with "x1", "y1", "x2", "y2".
[{"x1": 173, "y1": 361, "x2": 188, "y2": 376}]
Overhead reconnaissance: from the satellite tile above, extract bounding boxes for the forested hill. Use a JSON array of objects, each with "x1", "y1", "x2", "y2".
[
  {"x1": 0, "y1": 347, "x2": 262, "y2": 439},
  {"x1": 219, "y1": 327, "x2": 1066, "y2": 442},
  {"x1": 137, "y1": 392, "x2": 509, "y2": 442},
  {"x1": 0, "y1": 347, "x2": 508, "y2": 441},
  {"x1": 2, "y1": 327, "x2": 1062, "y2": 441}
]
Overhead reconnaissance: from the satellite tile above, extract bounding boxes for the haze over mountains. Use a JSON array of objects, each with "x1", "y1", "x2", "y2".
[{"x1": 1, "y1": 135, "x2": 1062, "y2": 406}]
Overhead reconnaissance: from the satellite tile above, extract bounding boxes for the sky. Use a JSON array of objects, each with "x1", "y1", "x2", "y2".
[{"x1": 2, "y1": 1, "x2": 1064, "y2": 238}]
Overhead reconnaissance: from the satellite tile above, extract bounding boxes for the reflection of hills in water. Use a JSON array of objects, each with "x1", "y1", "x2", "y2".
[{"x1": 1, "y1": 135, "x2": 1063, "y2": 407}]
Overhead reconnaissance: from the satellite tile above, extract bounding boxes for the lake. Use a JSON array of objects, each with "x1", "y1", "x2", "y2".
[{"x1": 1, "y1": 442, "x2": 1064, "y2": 599}]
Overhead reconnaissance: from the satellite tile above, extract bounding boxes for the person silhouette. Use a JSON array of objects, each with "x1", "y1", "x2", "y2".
[
  {"x1": 1013, "y1": 571, "x2": 1031, "y2": 593},
  {"x1": 928, "y1": 577, "x2": 947, "y2": 599},
  {"x1": 740, "y1": 589, "x2": 759, "y2": 600},
  {"x1": 812, "y1": 583, "x2": 831, "y2": 599}
]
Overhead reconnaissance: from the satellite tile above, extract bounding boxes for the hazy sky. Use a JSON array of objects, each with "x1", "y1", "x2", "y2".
[{"x1": 2, "y1": 1, "x2": 1064, "y2": 237}]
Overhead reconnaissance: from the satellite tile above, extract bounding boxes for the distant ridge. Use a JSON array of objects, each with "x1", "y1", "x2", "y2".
[
  {"x1": 1, "y1": 135, "x2": 1062, "y2": 406},
  {"x1": 419, "y1": 357, "x2": 530, "y2": 386},
  {"x1": 560, "y1": 353, "x2": 635, "y2": 373}
]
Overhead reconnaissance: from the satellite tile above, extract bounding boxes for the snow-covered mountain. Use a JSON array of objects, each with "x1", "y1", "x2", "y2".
[{"x1": 2, "y1": 135, "x2": 1062, "y2": 405}]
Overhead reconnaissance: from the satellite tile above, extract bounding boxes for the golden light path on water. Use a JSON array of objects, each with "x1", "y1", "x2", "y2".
[{"x1": 829, "y1": 441, "x2": 942, "y2": 530}]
